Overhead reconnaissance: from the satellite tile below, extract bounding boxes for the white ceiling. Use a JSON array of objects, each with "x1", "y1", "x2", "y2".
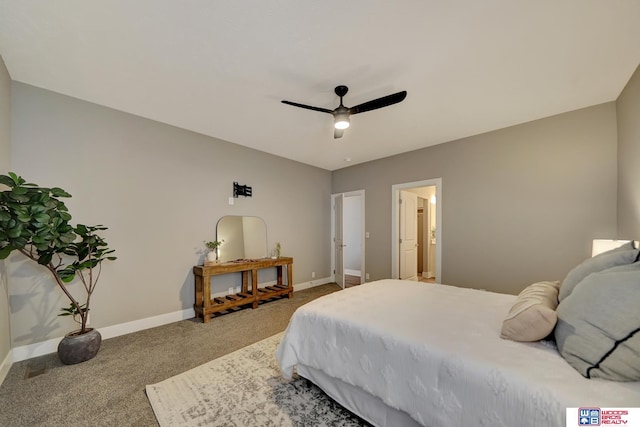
[{"x1": 1, "y1": 1, "x2": 639, "y2": 171}]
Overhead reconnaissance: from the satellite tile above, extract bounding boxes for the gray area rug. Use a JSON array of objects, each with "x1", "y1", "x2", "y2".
[{"x1": 146, "y1": 332, "x2": 367, "y2": 426}]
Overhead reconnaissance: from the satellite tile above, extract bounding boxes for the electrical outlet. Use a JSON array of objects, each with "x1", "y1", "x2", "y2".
[
  {"x1": 235, "y1": 286, "x2": 241, "y2": 293},
  {"x1": 311, "y1": 272, "x2": 316, "y2": 279},
  {"x1": 365, "y1": 231, "x2": 370, "y2": 238},
  {"x1": 365, "y1": 273, "x2": 370, "y2": 280},
  {"x1": 228, "y1": 287, "x2": 234, "y2": 294}
]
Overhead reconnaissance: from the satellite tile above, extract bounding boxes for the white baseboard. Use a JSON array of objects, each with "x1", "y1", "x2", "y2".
[
  {"x1": 11, "y1": 279, "x2": 334, "y2": 363},
  {"x1": 294, "y1": 276, "x2": 332, "y2": 292},
  {"x1": 344, "y1": 269, "x2": 361, "y2": 277},
  {"x1": 12, "y1": 307, "x2": 195, "y2": 363},
  {"x1": 98, "y1": 308, "x2": 196, "y2": 341},
  {"x1": 11, "y1": 336, "x2": 61, "y2": 363},
  {"x1": 0, "y1": 349, "x2": 12, "y2": 386}
]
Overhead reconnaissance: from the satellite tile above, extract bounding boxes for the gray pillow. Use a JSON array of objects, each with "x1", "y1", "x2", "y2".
[
  {"x1": 558, "y1": 242, "x2": 638, "y2": 302},
  {"x1": 554, "y1": 261, "x2": 640, "y2": 381}
]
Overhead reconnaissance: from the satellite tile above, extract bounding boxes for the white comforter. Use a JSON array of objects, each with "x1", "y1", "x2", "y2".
[{"x1": 276, "y1": 280, "x2": 640, "y2": 427}]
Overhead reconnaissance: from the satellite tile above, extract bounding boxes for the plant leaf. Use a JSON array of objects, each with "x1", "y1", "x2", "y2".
[
  {"x1": 8, "y1": 172, "x2": 24, "y2": 185},
  {"x1": 0, "y1": 245, "x2": 13, "y2": 259},
  {"x1": 0, "y1": 175, "x2": 14, "y2": 187},
  {"x1": 50, "y1": 187, "x2": 72, "y2": 198},
  {"x1": 33, "y1": 213, "x2": 51, "y2": 224},
  {"x1": 7, "y1": 224, "x2": 23, "y2": 238},
  {"x1": 11, "y1": 186, "x2": 28, "y2": 195},
  {"x1": 37, "y1": 252, "x2": 53, "y2": 265},
  {"x1": 16, "y1": 212, "x2": 31, "y2": 223}
]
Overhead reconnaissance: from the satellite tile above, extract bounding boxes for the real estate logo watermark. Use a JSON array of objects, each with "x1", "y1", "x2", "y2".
[
  {"x1": 578, "y1": 408, "x2": 600, "y2": 426},
  {"x1": 567, "y1": 407, "x2": 640, "y2": 426}
]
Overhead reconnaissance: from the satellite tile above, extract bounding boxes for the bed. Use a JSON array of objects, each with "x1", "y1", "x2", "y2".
[{"x1": 275, "y1": 279, "x2": 640, "y2": 427}]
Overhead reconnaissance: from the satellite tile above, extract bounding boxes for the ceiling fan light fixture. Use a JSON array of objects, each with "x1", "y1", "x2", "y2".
[
  {"x1": 334, "y1": 113, "x2": 350, "y2": 130},
  {"x1": 281, "y1": 85, "x2": 407, "y2": 138}
]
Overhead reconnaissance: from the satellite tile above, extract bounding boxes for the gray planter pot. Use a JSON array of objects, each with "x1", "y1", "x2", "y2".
[{"x1": 57, "y1": 328, "x2": 102, "y2": 365}]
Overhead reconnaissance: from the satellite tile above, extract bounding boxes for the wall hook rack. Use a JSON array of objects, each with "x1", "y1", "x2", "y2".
[{"x1": 233, "y1": 181, "x2": 252, "y2": 198}]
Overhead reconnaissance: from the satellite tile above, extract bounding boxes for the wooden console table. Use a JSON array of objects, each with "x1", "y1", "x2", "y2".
[{"x1": 193, "y1": 257, "x2": 293, "y2": 323}]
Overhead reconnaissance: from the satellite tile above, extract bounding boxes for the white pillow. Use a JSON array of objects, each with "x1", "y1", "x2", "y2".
[{"x1": 500, "y1": 281, "x2": 560, "y2": 342}]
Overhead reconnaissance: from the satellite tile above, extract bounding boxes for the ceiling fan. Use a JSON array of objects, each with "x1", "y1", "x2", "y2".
[{"x1": 281, "y1": 85, "x2": 407, "y2": 139}]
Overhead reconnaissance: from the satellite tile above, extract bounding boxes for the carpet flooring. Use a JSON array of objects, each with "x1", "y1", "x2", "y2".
[{"x1": 0, "y1": 284, "x2": 342, "y2": 426}]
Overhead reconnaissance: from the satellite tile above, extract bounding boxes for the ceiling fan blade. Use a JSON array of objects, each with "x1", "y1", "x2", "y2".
[
  {"x1": 334, "y1": 128, "x2": 344, "y2": 139},
  {"x1": 281, "y1": 100, "x2": 333, "y2": 114},
  {"x1": 349, "y1": 91, "x2": 407, "y2": 115}
]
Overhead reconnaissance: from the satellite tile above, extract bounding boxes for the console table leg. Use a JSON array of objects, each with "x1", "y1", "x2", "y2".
[
  {"x1": 194, "y1": 274, "x2": 208, "y2": 322},
  {"x1": 251, "y1": 269, "x2": 259, "y2": 309},
  {"x1": 202, "y1": 274, "x2": 212, "y2": 323},
  {"x1": 276, "y1": 265, "x2": 283, "y2": 286},
  {"x1": 287, "y1": 263, "x2": 293, "y2": 299},
  {"x1": 242, "y1": 271, "x2": 249, "y2": 293}
]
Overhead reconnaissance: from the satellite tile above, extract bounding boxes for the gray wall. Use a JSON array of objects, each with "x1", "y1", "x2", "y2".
[
  {"x1": 0, "y1": 56, "x2": 11, "y2": 366},
  {"x1": 5, "y1": 66, "x2": 636, "y2": 349},
  {"x1": 333, "y1": 103, "x2": 618, "y2": 295},
  {"x1": 9, "y1": 82, "x2": 331, "y2": 347},
  {"x1": 617, "y1": 64, "x2": 640, "y2": 238}
]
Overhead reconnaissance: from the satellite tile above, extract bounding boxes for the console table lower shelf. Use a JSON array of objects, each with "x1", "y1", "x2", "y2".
[{"x1": 193, "y1": 257, "x2": 293, "y2": 323}]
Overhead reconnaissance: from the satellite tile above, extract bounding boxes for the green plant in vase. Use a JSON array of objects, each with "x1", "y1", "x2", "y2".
[
  {"x1": 204, "y1": 239, "x2": 223, "y2": 262},
  {"x1": 0, "y1": 172, "x2": 116, "y2": 364},
  {"x1": 275, "y1": 242, "x2": 281, "y2": 258}
]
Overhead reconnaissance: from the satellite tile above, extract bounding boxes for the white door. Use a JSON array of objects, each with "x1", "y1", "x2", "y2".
[
  {"x1": 399, "y1": 190, "x2": 418, "y2": 281},
  {"x1": 334, "y1": 193, "x2": 345, "y2": 288}
]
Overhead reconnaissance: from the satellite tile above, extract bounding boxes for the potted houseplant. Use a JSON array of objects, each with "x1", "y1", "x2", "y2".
[
  {"x1": 204, "y1": 240, "x2": 223, "y2": 263},
  {"x1": 274, "y1": 242, "x2": 281, "y2": 258},
  {"x1": 0, "y1": 172, "x2": 116, "y2": 364}
]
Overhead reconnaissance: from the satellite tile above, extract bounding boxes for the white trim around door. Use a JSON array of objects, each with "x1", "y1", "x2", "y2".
[{"x1": 391, "y1": 179, "x2": 442, "y2": 283}]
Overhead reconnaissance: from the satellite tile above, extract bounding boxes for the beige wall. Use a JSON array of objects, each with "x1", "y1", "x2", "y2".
[
  {"x1": 333, "y1": 103, "x2": 618, "y2": 295},
  {"x1": 617, "y1": 64, "x2": 640, "y2": 238},
  {"x1": 9, "y1": 82, "x2": 331, "y2": 347},
  {"x1": 4, "y1": 65, "x2": 636, "y2": 349},
  {"x1": 0, "y1": 56, "x2": 11, "y2": 366}
]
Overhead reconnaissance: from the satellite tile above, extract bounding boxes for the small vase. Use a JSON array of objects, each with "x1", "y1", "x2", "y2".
[
  {"x1": 206, "y1": 251, "x2": 217, "y2": 262},
  {"x1": 58, "y1": 328, "x2": 102, "y2": 365}
]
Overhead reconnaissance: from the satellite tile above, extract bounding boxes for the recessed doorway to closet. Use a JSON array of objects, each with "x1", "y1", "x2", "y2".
[
  {"x1": 391, "y1": 179, "x2": 441, "y2": 283},
  {"x1": 417, "y1": 188, "x2": 437, "y2": 283}
]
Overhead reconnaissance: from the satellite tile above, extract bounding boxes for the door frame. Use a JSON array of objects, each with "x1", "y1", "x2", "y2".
[
  {"x1": 391, "y1": 179, "x2": 442, "y2": 283},
  {"x1": 331, "y1": 190, "x2": 366, "y2": 286}
]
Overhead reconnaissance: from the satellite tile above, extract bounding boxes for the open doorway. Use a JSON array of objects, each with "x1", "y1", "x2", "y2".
[
  {"x1": 331, "y1": 190, "x2": 365, "y2": 288},
  {"x1": 391, "y1": 179, "x2": 442, "y2": 283}
]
